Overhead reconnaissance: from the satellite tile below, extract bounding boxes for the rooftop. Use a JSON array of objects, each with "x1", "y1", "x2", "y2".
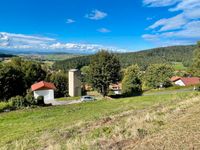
[{"x1": 31, "y1": 81, "x2": 56, "y2": 91}]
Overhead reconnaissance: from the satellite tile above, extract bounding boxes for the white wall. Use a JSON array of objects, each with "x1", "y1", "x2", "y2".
[
  {"x1": 175, "y1": 80, "x2": 185, "y2": 86},
  {"x1": 33, "y1": 89, "x2": 54, "y2": 104}
]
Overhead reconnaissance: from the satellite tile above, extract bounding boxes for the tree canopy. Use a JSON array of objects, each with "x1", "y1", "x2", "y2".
[
  {"x1": 89, "y1": 50, "x2": 121, "y2": 96},
  {"x1": 122, "y1": 65, "x2": 142, "y2": 96},
  {"x1": 145, "y1": 64, "x2": 174, "y2": 88},
  {"x1": 0, "y1": 65, "x2": 26, "y2": 101},
  {"x1": 0, "y1": 58, "x2": 47, "y2": 101},
  {"x1": 190, "y1": 41, "x2": 200, "y2": 77},
  {"x1": 48, "y1": 72, "x2": 68, "y2": 98}
]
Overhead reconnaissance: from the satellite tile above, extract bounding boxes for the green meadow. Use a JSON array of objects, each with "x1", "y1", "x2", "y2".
[{"x1": 0, "y1": 91, "x2": 199, "y2": 149}]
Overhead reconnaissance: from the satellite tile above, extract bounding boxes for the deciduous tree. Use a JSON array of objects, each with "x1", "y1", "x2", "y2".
[
  {"x1": 191, "y1": 41, "x2": 200, "y2": 77},
  {"x1": 49, "y1": 72, "x2": 68, "y2": 98},
  {"x1": 89, "y1": 50, "x2": 121, "y2": 96},
  {"x1": 122, "y1": 65, "x2": 142, "y2": 96},
  {"x1": 145, "y1": 64, "x2": 174, "y2": 88}
]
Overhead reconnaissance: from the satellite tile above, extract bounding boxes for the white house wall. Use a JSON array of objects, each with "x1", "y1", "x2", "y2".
[
  {"x1": 175, "y1": 80, "x2": 185, "y2": 86},
  {"x1": 33, "y1": 89, "x2": 54, "y2": 104}
]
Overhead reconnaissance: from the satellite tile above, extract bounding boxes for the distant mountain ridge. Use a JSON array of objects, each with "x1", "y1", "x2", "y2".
[{"x1": 52, "y1": 45, "x2": 196, "y2": 71}]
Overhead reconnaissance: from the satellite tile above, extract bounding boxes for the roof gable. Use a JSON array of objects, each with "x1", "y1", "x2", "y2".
[
  {"x1": 170, "y1": 76, "x2": 181, "y2": 82},
  {"x1": 31, "y1": 81, "x2": 56, "y2": 91}
]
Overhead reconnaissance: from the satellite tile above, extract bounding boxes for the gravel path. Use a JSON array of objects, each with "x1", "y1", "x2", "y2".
[{"x1": 45, "y1": 100, "x2": 82, "y2": 106}]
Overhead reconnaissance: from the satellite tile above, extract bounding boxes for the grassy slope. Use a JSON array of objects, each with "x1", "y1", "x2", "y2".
[
  {"x1": 0, "y1": 92, "x2": 199, "y2": 149},
  {"x1": 133, "y1": 97, "x2": 200, "y2": 150}
]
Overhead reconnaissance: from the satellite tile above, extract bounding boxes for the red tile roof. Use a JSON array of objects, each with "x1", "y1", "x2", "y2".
[
  {"x1": 170, "y1": 76, "x2": 181, "y2": 82},
  {"x1": 180, "y1": 77, "x2": 200, "y2": 86},
  {"x1": 31, "y1": 81, "x2": 56, "y2": 91}
]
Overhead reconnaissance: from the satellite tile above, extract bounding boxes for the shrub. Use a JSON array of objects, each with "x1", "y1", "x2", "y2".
[
  {"x1": 36, "y1": 96, "x2": 45, "y2": 106},
  {"x1": 0, "y1": 102, "x2": 13, "y2": 112},
  {"x1": 9, "y1": 96, "x2": 26, "y2": 109},
  {"x1": 196, "y1": 84, "x2": 200, "y2": 91},
  {"x1": 25, "y1": 92, "x2": 36, "y2": 106}
]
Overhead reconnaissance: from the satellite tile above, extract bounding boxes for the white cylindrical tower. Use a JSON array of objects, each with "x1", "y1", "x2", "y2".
[{"x1": 68, "y1": 69, "x2": 82, "y2": 97}]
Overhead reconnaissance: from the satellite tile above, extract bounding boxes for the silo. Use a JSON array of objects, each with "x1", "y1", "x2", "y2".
[{"x1": 68, "y1": 69, "x2": 82, "y2": 97}]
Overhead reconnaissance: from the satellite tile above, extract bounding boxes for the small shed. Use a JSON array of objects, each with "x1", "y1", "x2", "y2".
[{"x1": 31, "y1": 81, "x2": 56, "y2": 104}]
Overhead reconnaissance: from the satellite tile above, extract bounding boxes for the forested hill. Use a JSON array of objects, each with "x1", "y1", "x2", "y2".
[
  {"x1": 52, "y1": 45, "x2": 196, "y2": 71},
  {"x1": 0, "y1": 53, "x2": 14, "y2": 58}
]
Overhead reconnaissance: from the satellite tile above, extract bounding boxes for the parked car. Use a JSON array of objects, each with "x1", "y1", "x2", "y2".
[{"x1": 80, "y1": 96, "x2": 95, "y2": 102}]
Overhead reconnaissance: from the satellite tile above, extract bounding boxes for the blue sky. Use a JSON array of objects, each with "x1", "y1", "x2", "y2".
[{"x1": 0, "y1": 0, "x2": 200, "y2": 53}]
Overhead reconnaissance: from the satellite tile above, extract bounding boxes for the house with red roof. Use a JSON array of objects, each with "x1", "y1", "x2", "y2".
[
  {"x1": 31, "y1": 81, "x2": 56, "y2": 104},
  {"x1": 171, "y1": 77, "x2": 200, "y2": 86}
]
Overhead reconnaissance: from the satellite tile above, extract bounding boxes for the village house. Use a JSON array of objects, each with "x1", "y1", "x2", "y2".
[
  {"x1": 31, "y1": 81, "x2": 56, "y2": 104},
  {"x1": 171, "y1": 76, "x2": 200, "y2": 86},
  {"x1": 109, "y1": 83, "x2": 122, "y2": 95}
]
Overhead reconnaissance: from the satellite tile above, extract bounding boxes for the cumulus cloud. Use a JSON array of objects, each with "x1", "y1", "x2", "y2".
[
  {"x1": 97, "y1": 28, "x2": 111, "y2": 33},
  {"x1": 85, "y1": 9, "x2": 107, "y2": 20},
  {"x1": 143, "y1": 0, "x2": 200, "y2": 46},
  {"x1": 66, "y1": 19, "x2": 75, "y2": 24},
  {"x1": 0, "y1": 32, "x2": 126, "y2": 53}
]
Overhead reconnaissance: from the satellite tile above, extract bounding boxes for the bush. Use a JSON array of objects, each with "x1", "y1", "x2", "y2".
[
  {"x1": 36, "y1": 96, "x2": 45, "y2": 106},
  {"x1": 0, "y1": 102, "x2": 13, "y2": 112},
  {"x1": 25, "y1": 92, "x2": 36, "y2": 106},
  {"x1": 9, "y1": 96, "x2": 26, "y2": 109},
  {"x1": 196, "y1": 84, "x2": 200, "y2": 91}
]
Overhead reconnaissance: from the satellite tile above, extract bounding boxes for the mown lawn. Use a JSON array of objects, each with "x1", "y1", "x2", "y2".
[{"x1": 0, "y1": 92, "x2": 198, "y2": 149}]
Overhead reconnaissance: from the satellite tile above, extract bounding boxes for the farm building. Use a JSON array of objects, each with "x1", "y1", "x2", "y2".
[
  {"x1": 171, "y1": 77, "x2": 200, "y2": 86},
  {"x1": 68, "y1": 69, "x2": 82, "y2": 97},
  {"x1": 31, "y1": 81, "x2": 56, "y2": 104},
  {"x1": 109, "y1": 83, "x2": 122, "y2": 95}
]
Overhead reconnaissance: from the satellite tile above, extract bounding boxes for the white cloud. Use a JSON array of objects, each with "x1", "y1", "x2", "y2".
[
  {"x1": 148, "y1": 14, "x2": 187, "y2": 31},
  {"x1": 66, "y1": 19, "x2": 75, "y2": 24},
  {"x1": 169, "y1": 0, "x2": 200, "y2": 11},
  {"x1": 85, "y1": 9, "x2": 107, "y2": 20},
  {"x1": 143, "y1": 0, "x2": 200, "y2": 46},
  {"x1": 97, "y1": 28, "x2": 111, "y2": 33},
  {"x1": 143, "y1": 20, "x2": 200, "y2": 46},
  {"x1": 0, "y1": 32, "x2": 55, "y2": 48},
  {"x1": 0, "y1": 32, "x2": 127, "y2": 53},
  {"x1": 143, "y1": 0, "x2": 180, "y2": 7}
]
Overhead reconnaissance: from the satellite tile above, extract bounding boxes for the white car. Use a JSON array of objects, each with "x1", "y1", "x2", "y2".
[{"x1": 81, "y1": 96, "x2": 95, "y2": 102}]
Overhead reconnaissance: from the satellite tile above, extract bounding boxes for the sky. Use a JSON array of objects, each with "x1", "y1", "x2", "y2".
[{"x1": 0, "y1": 0, "x2": 200, "y2": 53}]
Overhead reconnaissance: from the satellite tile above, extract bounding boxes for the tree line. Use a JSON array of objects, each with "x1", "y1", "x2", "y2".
[
  {"x1": 82, "y1": 42, "x2": 200, "y2": 97},
  {"x1": 52, "y1": 45, "x2": 196, "y2": 71},
  {"x1": 0, "y1": 57, "x2": 68, "y2": 102}
]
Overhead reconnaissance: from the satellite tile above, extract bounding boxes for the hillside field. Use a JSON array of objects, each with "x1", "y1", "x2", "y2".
[{"x1": 0, "y1": 91, "x2": 200, "y2": 149}]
